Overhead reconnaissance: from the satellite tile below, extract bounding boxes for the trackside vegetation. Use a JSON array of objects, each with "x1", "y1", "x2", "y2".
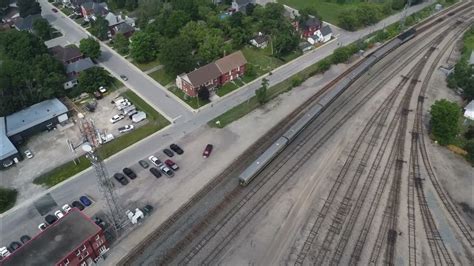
[{"x1": 0, "y1": 187, "x2": 18, "y2": 214}]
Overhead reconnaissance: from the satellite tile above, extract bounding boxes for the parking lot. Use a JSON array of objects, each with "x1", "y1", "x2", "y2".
[{"x1": 0, "y1": 89, "x2": 149, "y2": 203}]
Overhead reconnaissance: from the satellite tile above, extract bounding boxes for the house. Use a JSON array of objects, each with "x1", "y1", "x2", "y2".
[
  {"x1": 250, "y1": 33, "x2": 269, "y2": 48},
  {"x1": 464, "y1": 100, "x2": 474, "y2": 120},
  {"x1": 231, "y1": 0, "x2": 255, "y2": 13},
  {"x1": 111, "y1": 22, "x2": 135, "y2": 38},
  {"x1": 64, "y1": 57, "x2": 95, "y2": 89},
  {"x1": 1, "y1": 210, "x2": 109, "y2": 265},
  {"x1": 104, "y1": 12, "x2": 124, "y2": 28},
  {"x1": 295, "y1": 17, "x2": 322, "y2": 38},
  {"x1": 307, "y1": 25, "x2": 332, "y2": 45},
  {"x1": 13, "y1": 14, "x2": 42, "y2": 32},
  {"x1": 176, "y1": 51, "x2": 247, "y2": 97},
  {"x1": 81, "y1": 1, "x2": 108, "y2": 21},
  {"x1": 49, "y1": 45, "x2": 84, "y2": 65},
  {"x1": 1, "y1": 6, "x2": 19, "y2": 24}
]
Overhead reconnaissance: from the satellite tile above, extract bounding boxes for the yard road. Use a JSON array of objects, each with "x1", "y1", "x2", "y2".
[
  {"x1": 0, "y1": 0, "x2": 436, "y2": 262},
  {"x1": 39, "y1": 0, "x2": 193, "y2": 122}
]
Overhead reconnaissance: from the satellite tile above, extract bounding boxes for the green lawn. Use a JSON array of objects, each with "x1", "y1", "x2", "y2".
[
  {"x1": 133, "y1": 58, "x2": 162, "y2": 72},
  {"x1": 168, "y1": 86, "x2": 210, "y2": 109},
  {"x1": 0, "y1": 187, "x2": 18, "y2": 214},
  {"x1": 149, "y1": 68, "x2": 175, "y2": 86},
  {"x1": 278, "y1": 0, "x2": 383, "y2": 25},
  {"x1": 34, "y1": 90, "x2": 170, "y2": 187},
  {"x1": 242, "y1": 46, "x2": 284, "y2": 76},
  {"x1": 60, "y1": 7, "x2": 72, "y2": 16},
  {"x1": 216, "y1": 82, "x2": 239, "y2": 97}
]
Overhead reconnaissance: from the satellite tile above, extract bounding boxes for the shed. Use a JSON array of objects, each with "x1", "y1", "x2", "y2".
[{"x1": 464, "y1": 100, "x2": 474, "y2": 120}]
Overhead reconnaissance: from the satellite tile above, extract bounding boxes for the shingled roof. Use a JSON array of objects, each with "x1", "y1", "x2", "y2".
[
  {"x1": 49, "y1": 45, "x2": 83, "y2": 64},
  {"x1": 183, "y1": 63, "x2": 221, "y2": 88},
  {"x1": 215, "y1": 51, "x2": 247, "y2": 74}
]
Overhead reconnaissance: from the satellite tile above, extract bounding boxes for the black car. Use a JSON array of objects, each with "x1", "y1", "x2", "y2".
[
  {"x1": 149, "y1": 167, "x2": 162, "y2": 178},
  {"x1": 170, "y1": 144, "x2": 184, "y2": 155},
  {"x1": 139, "y1": 160, "x2": 149, "y2": 169},
  {"x1": 163, "y1": 149, "x2": 174, "y2": 157},
  {"x1": 94, "y1": 217, "x2": 106, "y2": 229},
  {"x1": 123, "y1": 168, "x2": 137, "y2": 179},
  {"x1": 20, "y1": 235, "x2": 31, "y2": 244},
  {"x1": 45, "y1": 214, "x2": 58, "y2": 225},
  {"x1": 9, "y1": 241, "x2": 22, "y2": 251},
  {"x1": 72, "y1": 201, "x2": 85, "y2": 211},
  {"x1": 114, "y1": 173, "x2": 129, "y2": 185},
  {"x1": 142, "y1": 204, "x2": 153, "y2": 215}
]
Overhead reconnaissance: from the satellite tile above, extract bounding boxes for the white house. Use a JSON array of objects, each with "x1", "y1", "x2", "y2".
[
  {"x1": 307, "y1": 25, "x2": 332, "y2": 45},
  {"x1": 250, "y1": 33, "x2": 269, "y2": 48},
  {"x1": 464, "y1": 100, "x2": 474, "y2": 120}
]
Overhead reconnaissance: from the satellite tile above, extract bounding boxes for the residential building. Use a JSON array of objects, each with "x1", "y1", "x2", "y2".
[
  {"x1": 5, "y1": 98, "x2": 69, "y2": 145},
  {"x1": 294, "y1": 17, "x2": 322, "y2": 38},
  {"x1": 231, "y1": 0, "x2": 255, "y2": 13},
  {"x1": 13, "y1": 14, "x2": 42, "y2": 32},
  {"x1": 176, "y1": 51, "x2": 247, "y2": 97},
  {"x1": 49, "y1": 45, "x2": 84, "y2": 64},
  {"x1": 465, "y1": 100, "x2": 474, "y2": 120},
  {"x1": 104, "y1": 12, "x2": 124, "y2": 28},
  {"x1": 250, "y1": 33, "x2": 269, "y2": 49},
  {"x1": 1, "y1": 6, "x2": 19, "y2": 24},
  {"x1": 110, "y1": 21, "x2": 135, "y2": 38},
  {"x1": 64, "y1": 57, "x2": 95, "y2": 89},
  {"x1": 1, "y1": 209, "x2": 108, "y2": 266},
  {"x1": 81, "y1": 1, "x2": 108, "y2": 21},
  {"x1": 307, "y1": 25, "x2": 332, "y2": 45}
]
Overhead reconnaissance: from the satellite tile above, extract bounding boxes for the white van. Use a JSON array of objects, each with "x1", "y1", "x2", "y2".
[{"x1": 132, "y1": 112, "x2": 146, "y2": 123}]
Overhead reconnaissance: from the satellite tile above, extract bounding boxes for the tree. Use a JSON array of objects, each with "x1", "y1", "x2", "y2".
[
  {"x1": 162, "y1": 10, "x2": 191, "y2": 37},
  {"x1": 464, "y1": 125, "x2": 474, "y2": 140},
  {"x1": 273, "y1": 28, "x2": 298, "y2": 57},
  {"x1": 197, "y1": 32, "x2": 225, "y2": 63},
  {"x1": 78, "y1": 67, "x2": 112, "y2": 93},
  {"x1": 32, "y1": 18, "x2": 53, "y2": 40},
  {"x1": 0, "y1": 0, "x2": 9, "y2": 10},
  {"x1": 130, "y1": 31, "x2": 156, "y2": 63},
  {"x1": 465, "y1": 141, "x2": 474, "y2": 163},
  {"x1": 255, "y1": 78, "x2": 269, "y2": 104},
  {"x1": 125, "y1": 0, "x2": 138, "y2": 11},
  {"x1": 79, "y1": 38, "x2": 101, "y2": 60},
  {"x1": 113, "y1": 33, "x2": 130, "y2": 55},
  {"x1": 332, "y1": 46, "x2": 352, "y2": 64},
  {"x1": 0, "y1": 30, "x2": 47, "y2": 61},
  {"x1": 338, "y1": 10, "x2": 360, "y2": 31},
  {"x1": 230, "y1": 28, "x2": 248, "y2": 49},
  {"x1": 90, "y1": 16, "x2": 109, "y2": 40},
  {"x1": 17, "y1": 0, "x2": 41, "y2": 18},
  {"x1": 430, "y1": 99, "x2": 461, "y2": 145},
  {"x1": 197, "y1": 86, "x2": 210, "y2": 101},
  {"x1": 159, "y1": 36, "x2": 194, "y2": 75}
]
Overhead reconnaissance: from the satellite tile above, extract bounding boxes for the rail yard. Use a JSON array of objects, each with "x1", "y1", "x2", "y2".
[{"x1": 120, "y1": 2, "x2": 474, "y2": 265}]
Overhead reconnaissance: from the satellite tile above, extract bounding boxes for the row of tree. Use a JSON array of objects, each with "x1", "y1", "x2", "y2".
[{"x1": 447, "y1": 26, "x2": 474, "y2": 101}]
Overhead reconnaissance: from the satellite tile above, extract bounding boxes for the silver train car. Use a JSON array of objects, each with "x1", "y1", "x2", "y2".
[{"x1": 238, "y1": 29, "x2": 416, "y2": 186}]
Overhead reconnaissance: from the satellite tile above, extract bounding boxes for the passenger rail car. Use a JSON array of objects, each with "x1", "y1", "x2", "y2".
[{"x1": 238, "y1": 27, "x2": 417, "y2": 186}]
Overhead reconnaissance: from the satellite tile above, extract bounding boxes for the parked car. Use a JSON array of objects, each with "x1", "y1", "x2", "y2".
[
  {"x1": 54, "y1": 210, "x2": 64, "y2": 219},
  {"x1": 0, "y1": 247, "x2": 11, "y2": 258},
  {"x1": 128, "y1": 110, "x2": 138, "y2": 119},
  {"x1": 142, "y1": 204, "x2": 153, "y2": 215},
  {"x1": 72, "y1": 201, "x2": 85, "y2": 211},
  {"x1": 51, "y1": 8, "x2": 58, "y2": 13},
  {"x1": 9, "y1": 241, "x2": 21, "y2": 251},
  {"x1": 163, "y1": 149, "x2": 174, "y2": 157},
  {"x1": 139, "y1": 160, "x2": 149, "y2": 169},
  {"x1": 149, "y1": 167, "x2": 162, "y2": 178},
  {"x1": 120, "y1": 75, "x2": 128, "y2": 81},
  {"x1": 117, "y1": 101, "x2": 132, "y2": 110},
  {"x1": 159, "y1": 165, "x2": 174, "y2": 177},
  {"x1": 203, "y1": 144, "x2": 213, "y2": 158},
  {"x1": 123, "y1": 168, "x2": 137, "y2": 179},
  {"x1": 19, "y1": 235, "x2": 31, "y2": 244},
  {"x1": 110, "y1": 114, "x2": 125, "y2": 124},
  {"x1": 99, "y1": 86, "x2": 107, "y2": 93},
  {"x1": 170, "y1": 144, "x2": 184, "y2": 155},
  {"x1": 118, "y1": 125, "x2": 134, "y2": 133},
  {"x1": 24, "y1": 149, "x2": 33, "y2": 159},
  {"x1": 165, "y1": 159, "x2": 179, "y2": 171},
  {"x1": 132, "y1": 111, "x2": 146, "y2": 123},
  {"x1": 62, "y1": 204, "x2": 72, "y2": 213},
  {"x1": 148, "y1": 155, "x2": 162, "y2": 167},
  {"x1": 38, "y1": 223, "x2": 47, "y2": 231},
  {"x1": 45, "y1": 214, "x2": 58, "y2": 225},
  {"x1": 80, "y1": 196, "x2": 92, "y2": 206},
  {"x1": 114, "y1": 173, "x2": 129, "y2": 185}
]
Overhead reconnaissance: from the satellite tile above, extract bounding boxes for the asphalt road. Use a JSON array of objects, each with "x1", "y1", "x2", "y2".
[{"x1": 0, "y1": 0, "x2": 434, "y2": 255}]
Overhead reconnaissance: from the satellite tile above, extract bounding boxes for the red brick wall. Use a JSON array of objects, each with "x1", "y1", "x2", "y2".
[
  {"x1": 219, "y1": 64, "x2": 246, "y2": 85},
  {"x1": 55, "y1": 232, "x2": 108, "y2": 266},
  {"x1": 302, "y1": 26, "x2": 319, "y2": 38},
  {"x1": 181, "y1": 80, "x2": 197, "y2": 97}
]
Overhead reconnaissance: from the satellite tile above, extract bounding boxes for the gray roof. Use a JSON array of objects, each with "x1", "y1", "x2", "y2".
[
  {"x1": 252, "y1": 34, "x2": 268, "y2": 44},
  {"x1": 469, "y1": 51, "x2": 474, "y2": 65},
  {"x1": 6, "y1": 98, "x2": 68, "y2": 136},
  {"x1": 14, "y1": 14, "x2": 42, "y2": 31},
  {"x1": 0, "y1": 117, "x2": 18, "y2": 160},
  {"x1": 114, "y1": 22, "x2": 134, "y2": 34},
  {"x1": 66, "y1": 57, "x2": 94, "y2": 74},
  {"x1": 320, "y1": 25, "x2": 332, "y2": 36},
  {"x1": 304, "y1": 17, "x2": 321, "y2": 28},
  {"x1": 49, "y1": 45, "x2": 83, "y2": 63},
  {"x1": 3, "y1": 210, "x2": 101, "y2": 266},
  {"x1": 81, "y1": 1, "x2": 108, "y2": 16}
]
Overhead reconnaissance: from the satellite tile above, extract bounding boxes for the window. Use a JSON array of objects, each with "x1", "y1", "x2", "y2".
[
  {"x1": 84, "y1": 251, "x2": 89, "y2": 257},
  {"x1": 96, "y1": 235, "x2": 100, "y2": 241},
  {"x1": 64, "y1": 259, "x2": 70, "y2": 265},
  {"x1": 76, "y1": 249, "x2": 81, "y2": 256},
  {"x1": 81, "y1": 262, "x2": 87, "y2": 266},
  {"x1": 82, "y1": 244, "x2": 87, "y2": 251}
]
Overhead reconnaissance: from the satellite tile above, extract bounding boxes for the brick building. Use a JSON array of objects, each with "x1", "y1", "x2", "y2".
[
  {"x1": 176, "y1": 51, "x2": 247, "y2": 97},
  {"x1": 1, "y1": 210, "x2": 108, "y2": 266}
]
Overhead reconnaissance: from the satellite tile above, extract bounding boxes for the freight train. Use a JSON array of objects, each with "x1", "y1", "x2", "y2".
[{"x1": 238, "y1": 29, "x2": 416, "y2": 186}]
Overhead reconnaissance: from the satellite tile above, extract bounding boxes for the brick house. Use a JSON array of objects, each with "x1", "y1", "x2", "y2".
[
  {"x1": 49, "y1": 45, "x2": 84, "y2": 64},
  {"x1": 176, "y1": 51, "x2": 247, "y2": 97},
  {"x1": 1, "y1": 209, "x2": 108, "y2": 266},
  {"x1": 294, "y1": 17, "x2": 322, "y2": 38}
]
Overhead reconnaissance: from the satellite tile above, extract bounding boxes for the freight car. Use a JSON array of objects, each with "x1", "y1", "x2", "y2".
[{"x1": 238, "y1": 28, "x2": 417, "y2": 186}]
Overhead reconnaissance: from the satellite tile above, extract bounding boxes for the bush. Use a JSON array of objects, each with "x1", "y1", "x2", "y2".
[
  {"x1": 465, "y1": 141, "x2": 474, "y2": 163},
  {"x1": 332, "y1": 46, "x2": 353, "y2": 64},
  {"x1": 0, "y1": 187, "x2": 18, "y2": 213},
  {"x1": 291, "y1": 75, "x2": 303, "y2": 87},
  {"x1": 430, "y1": 99, "x2": 461, "y2": 145},
  {"x1": 317, "y1": 58, "x2": 331, "y2": 73}
]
